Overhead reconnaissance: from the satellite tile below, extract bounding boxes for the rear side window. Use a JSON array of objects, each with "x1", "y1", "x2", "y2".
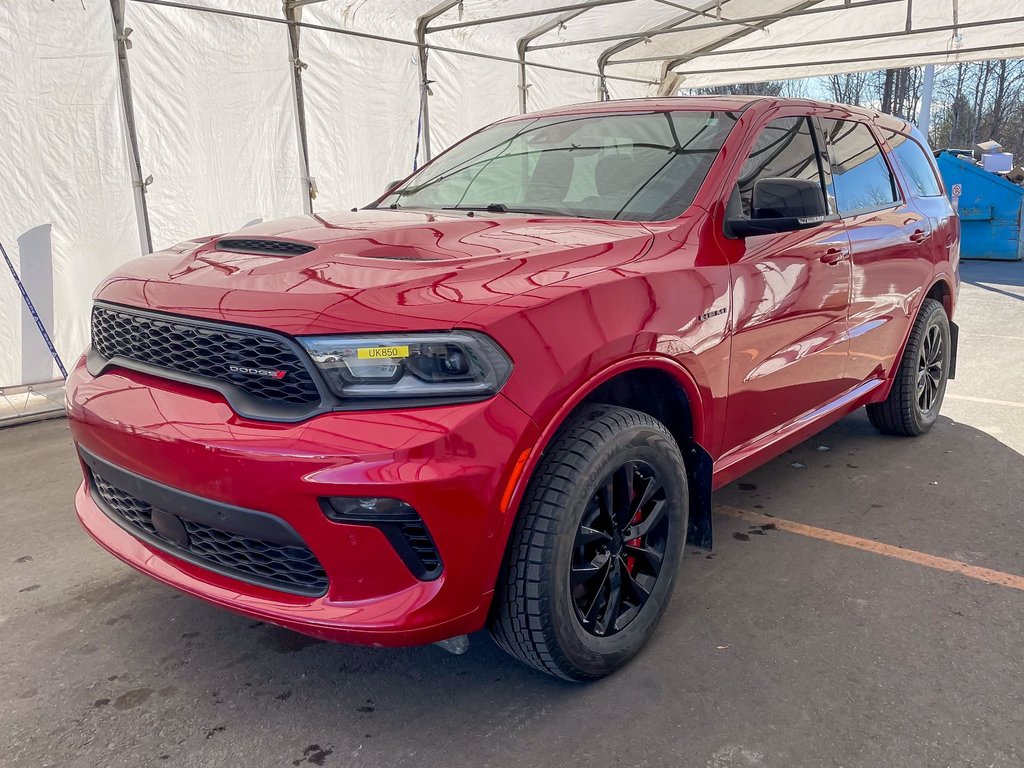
[
  {"x1": 735, "y1": 116, "x2": 825, "y2": 217},
  {"x1": 821, "y1": 119, "x2": 899, "y2": 216},
  {"x1": 881, "y1": 129, "x2": 943, "y2": 197}
]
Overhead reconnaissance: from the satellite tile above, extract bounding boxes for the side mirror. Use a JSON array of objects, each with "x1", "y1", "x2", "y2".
[
  {"x1": 727, "y1": 177, "x2": 827, "y2": 238},
  {"x1": 727, "y1": 215, "x2": 826, "y2": 238}
]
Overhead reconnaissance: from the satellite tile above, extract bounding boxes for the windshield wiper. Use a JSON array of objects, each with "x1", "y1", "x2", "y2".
[{"x1": 442, "y1": 204, "x2": 589, "y2": 218}]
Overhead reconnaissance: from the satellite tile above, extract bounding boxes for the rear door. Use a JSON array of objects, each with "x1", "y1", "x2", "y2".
[
  {"x1": 878, "y1": 126, "x2": 958, "y2": 289},
  {"x1": 819, "y1": 118, "x2": 934, "y2": 384},
  {"x1": 722, "y1": 114, "x2": 852, "y2": 454}
]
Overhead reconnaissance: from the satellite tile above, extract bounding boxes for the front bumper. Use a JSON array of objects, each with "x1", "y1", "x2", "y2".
[{"x1": 67, "y1": 356, "x2": 538, "y2": 646}]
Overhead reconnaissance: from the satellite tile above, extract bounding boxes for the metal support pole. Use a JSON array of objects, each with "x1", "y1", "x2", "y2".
[
  {"x1": 667, "y1": 41, "x2": 1015, "y2": 79},
  {"x1": 918, "y1": 63, "x2": 935, "y2": 137},
  {"x1": 612, "y1": 14, "x2": 1024, "y2": 64},
  {"x1": 596, "y1": 0, "x2": 724, "y2": 98},
  {"x1": 431, "y1": 0, "x2": 629, "y2": 33},
  {"x1": 415, "y1": 1, "x2": 461, "y2": 165},
  {"x1": 658, "y1": 0, "x2": 819, "y2": 77},
  {"x1": 132, "y1": 1, "x2": 655, "y2": 86},
  {"x1": 109, "y1": 0, "x2": 153, "y2": 254},
  {"x1": 517, "y1": 6, "x2": 600, "y2": 114},
  {"x1": 532, "y1": 0, "x2": 905, "y2": 51},
  {"x1": 283, "y1": 2, "x2": 314, "y2": 214},
  {"x1": 517, "y1": 38, "x2": 529, "y2": 114}
]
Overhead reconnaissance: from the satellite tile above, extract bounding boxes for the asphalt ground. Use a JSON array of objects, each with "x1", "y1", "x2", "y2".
[{"x1": 3, "y1": 259, "x2": 1022, "y2": 768}]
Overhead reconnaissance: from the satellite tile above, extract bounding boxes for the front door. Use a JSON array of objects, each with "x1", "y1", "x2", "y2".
[{"x1": 722, "y1": 115, "x2": 852, "y2": 453}]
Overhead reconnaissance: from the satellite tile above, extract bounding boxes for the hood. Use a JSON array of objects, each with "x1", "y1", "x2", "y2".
[{"x1": 95, "y1": 209, "x2": 659, "y2": 336}]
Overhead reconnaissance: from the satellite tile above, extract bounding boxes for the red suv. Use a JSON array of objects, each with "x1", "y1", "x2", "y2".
[{"x1": 67, "y1": 97, "x2": 959, "y2": 680}]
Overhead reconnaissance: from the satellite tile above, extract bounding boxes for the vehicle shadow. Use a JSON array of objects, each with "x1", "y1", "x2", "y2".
[{"x1": 712, "y1": 409, "x2": 1024, "y2": 574}]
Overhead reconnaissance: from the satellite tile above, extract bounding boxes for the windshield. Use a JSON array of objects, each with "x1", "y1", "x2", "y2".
[{"x1": 376, "y1": 110, "x2": 739, "y2": 221}]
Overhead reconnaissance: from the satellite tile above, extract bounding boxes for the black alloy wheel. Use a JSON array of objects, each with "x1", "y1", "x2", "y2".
[
  {"x1": 867, "y1": 297, "x2": 950, "y2": 436},
  {"x1": 490, "y1": 404, "x2": 688, "y2": 681},
  {"x1": 917, "y1": 323, "x2": 944, "y2": 414},
  {"x1": 570, "y1": 460, "x2": 668, "y2": 638}
]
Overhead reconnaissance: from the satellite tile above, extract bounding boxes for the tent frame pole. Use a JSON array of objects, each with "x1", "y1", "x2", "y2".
[
  {"x1": 131, "y1": 1, "x2": 652, "y2": 86},
  {"x1": 517, "y1": 6, "x2": 602, "y2": 114},
  {"x1": 658, "y1": 0, "x2": 820, "y2": 85},
  {"x1": 595, "y1": 1, "x2": 725, "y2": 99},
  {"x1": 109, "y1": 0, "x2": 153, "y2": 254},
  {"x1": 611, "y1": 14, "x2": 1024, "y2": 64},
  {"x1": 415, "y1": 1, "x2": 462, "y2": 164},
  {"x1": 283, "y1": 2, "x2": 314, "y2": 214},
  {"x1": 531, "y1": 0, "x2": 905, "y2": 51},
  {"x1": 432, "y1": 0, "x2": 629, "y2": 33},
  {"x1": 671, "y1": 41, "x2": 1022, "y2": 79}
]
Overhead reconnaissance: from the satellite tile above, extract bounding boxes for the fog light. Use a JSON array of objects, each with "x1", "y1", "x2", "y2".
[
  {"x1": 321, "y1": 496, "x2": 418, "y2": 523},
  {"x1": 320, "y1": 496, "x2": 442, "y2": 581}
]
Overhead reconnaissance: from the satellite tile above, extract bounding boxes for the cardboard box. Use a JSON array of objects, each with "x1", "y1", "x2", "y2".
[
  {"x1": 1006, "y1": 166, "x2": 1024, "y2": 184},
  {"x1": 975, "y1": 139, "x2": 1004, "y2": 159}
]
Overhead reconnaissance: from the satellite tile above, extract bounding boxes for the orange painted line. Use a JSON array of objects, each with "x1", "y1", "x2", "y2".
[{"x1": 717, "y1": 505, "x2": 1024, "y2": 593}]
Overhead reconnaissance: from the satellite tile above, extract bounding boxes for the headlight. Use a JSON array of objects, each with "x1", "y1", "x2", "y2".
[{"x1": 299, "y1": 331, "x2": 512, "y2": 402}]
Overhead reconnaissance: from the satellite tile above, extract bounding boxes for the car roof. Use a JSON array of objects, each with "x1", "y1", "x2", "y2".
[{"x1": 510, "y1": 96, "x2": 914, "y2": 133}]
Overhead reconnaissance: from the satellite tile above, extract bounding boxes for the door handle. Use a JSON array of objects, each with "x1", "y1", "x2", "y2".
[
  {"x1": 909, "y1": 229, "x2": 930, "y2": 243},
  {"x1": 820, "y1": 247, "x2": 850, "y2": 266}
]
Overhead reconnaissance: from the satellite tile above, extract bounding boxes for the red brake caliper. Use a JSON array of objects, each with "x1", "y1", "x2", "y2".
[{"x1": 625, "y1": 506, "x2": 643, "y2": 574}]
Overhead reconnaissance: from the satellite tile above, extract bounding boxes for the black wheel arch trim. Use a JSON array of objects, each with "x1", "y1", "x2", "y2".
[
  {"x1": 685, "y1": 441, "x2": 714, "y2": 550},
  {"x1": 518, "y1": 358, "x2": 715, "y2": 555},
  {"x1": 948, "y1": 318, "x2": 959, "y2": 380}
]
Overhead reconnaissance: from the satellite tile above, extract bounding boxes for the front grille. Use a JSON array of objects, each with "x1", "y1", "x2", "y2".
[
  {"x1": 216, "y1": 238, "x2": 315, "y2": 256},
  {"x1": 91, "y1": 304, "x2": 321, "y2": 407},
  {"x1": 91, "y1": 472, "x2": 328, "y2": 596}
]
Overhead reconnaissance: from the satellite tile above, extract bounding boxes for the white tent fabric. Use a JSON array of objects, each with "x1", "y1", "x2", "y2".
[
  {"x1": 0, "y1": 1, "x2": 140, "y2": 387},
  {"x1": 2, "y1": 0, "x2": 1022, "y2": 391},
  {"x1": 124, "y1": 0, "x2": 305, "y2": 249},
  {"x1": 301, "y1": 2, "x2": 421, "y2": 211}
]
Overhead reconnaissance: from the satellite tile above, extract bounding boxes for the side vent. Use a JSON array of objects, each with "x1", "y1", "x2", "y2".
[
  {"x1": 320, "y1": 497, "x2": 443, "y2": 581},
  {"x1": 216, "y1": 238, "x2": 315, "y2": 256}
]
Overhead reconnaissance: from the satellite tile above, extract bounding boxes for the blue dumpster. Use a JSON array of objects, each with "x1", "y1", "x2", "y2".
[{"x1": 936, "y1": 150, "x2": 1024, "y2": 260}]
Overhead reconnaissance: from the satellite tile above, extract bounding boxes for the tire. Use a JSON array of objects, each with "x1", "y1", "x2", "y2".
[
  {"x1": 489, "y1": 404, "x2": 688, "y2": 681},
  {"x1": 866, "y1": 298, "x2": 950, "y2": 437}
]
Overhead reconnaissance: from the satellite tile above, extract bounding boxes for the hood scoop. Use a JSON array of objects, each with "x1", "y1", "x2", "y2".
[{"x1": 216, "y1": 238, "x2": 316, "y2": 256}]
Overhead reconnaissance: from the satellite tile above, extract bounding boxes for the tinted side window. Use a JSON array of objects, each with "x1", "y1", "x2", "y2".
[
  {"x1": 822, "y1": 119, "x2": 899, "y2": 216},
  {"x1": 735, "y1": 117, "x2": 824, "y2": 217},
  {"x1": 881, "y1": 129, "x2": 943, "y2": 197}
]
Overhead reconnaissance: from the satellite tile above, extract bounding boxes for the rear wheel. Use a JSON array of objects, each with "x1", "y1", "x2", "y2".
[
  {"x1": 866, "y1": 298, "x2": 950, "y2": 436},
  {"x1": 489, "y1": 405, "x2": 688, "y2": 681}
]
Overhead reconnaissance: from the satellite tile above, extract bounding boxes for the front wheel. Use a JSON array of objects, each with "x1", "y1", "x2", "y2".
[
  {"x1": 489, "y1": 405, "x2": 688, "y2": 681},
  {"x1": 866, "y1": 298, "x2": 950, "y2": 436}
]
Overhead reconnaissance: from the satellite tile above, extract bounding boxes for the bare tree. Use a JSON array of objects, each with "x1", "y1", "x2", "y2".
[
  {"x1": 697, "y1": 58, "x2": 1024, "y2": 157},
  {"x1": 825, "y1": 72, "x2": 869, "y2": 105}
]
